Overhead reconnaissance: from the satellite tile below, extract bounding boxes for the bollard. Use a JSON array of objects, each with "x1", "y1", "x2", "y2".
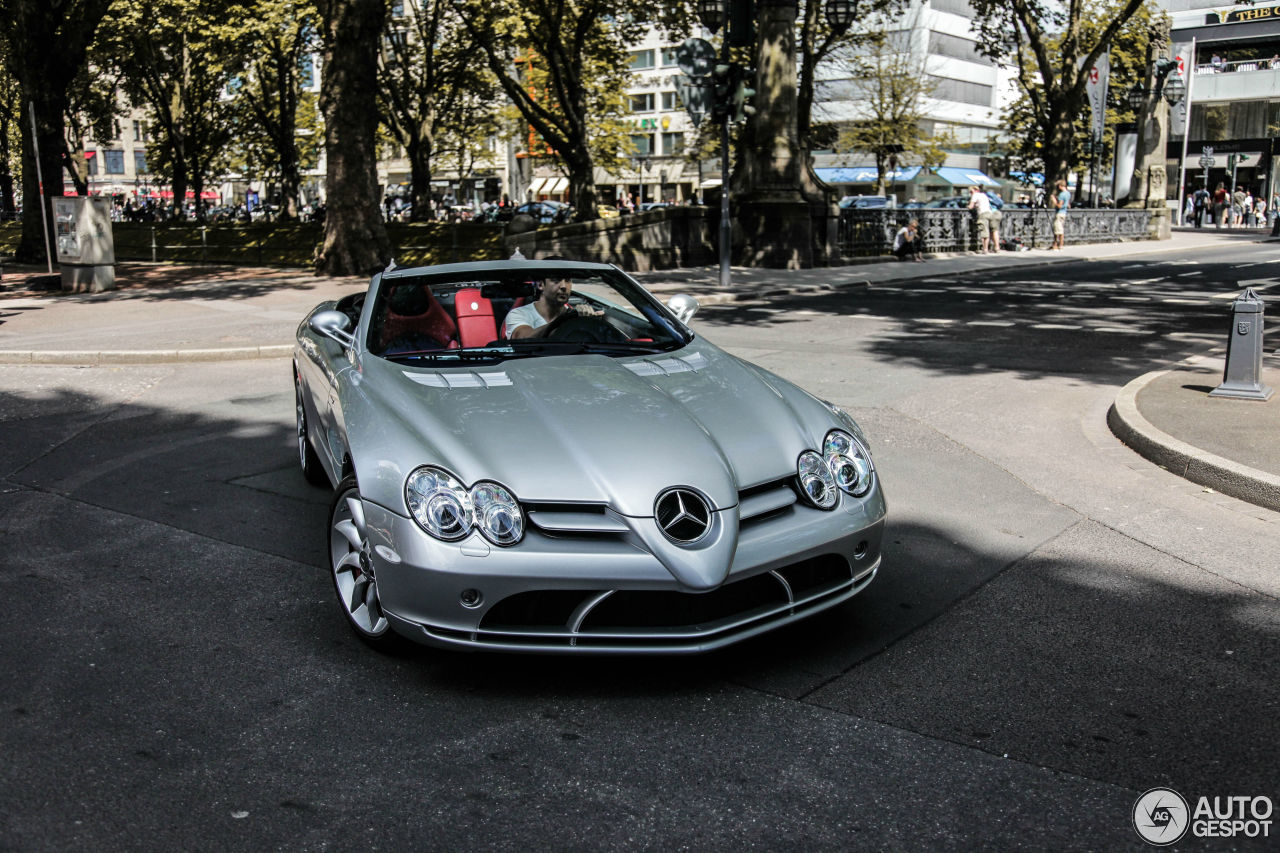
[{"x1": 1210, "y1": 287, "x2": 1273, "y2": 400}]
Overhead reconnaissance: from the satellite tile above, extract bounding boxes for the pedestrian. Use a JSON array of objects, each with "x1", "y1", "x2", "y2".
[
  {"x1": 1050, "y1": 179, "x2": 1070, "y2": 250},
  {"x1": 967, "y1": 185, "x2": 996, "y2": 253},
  {"x1": 893, "y1": 218, "x2": 924, "y2": 262},
  {"x1": 1193, "y1": 185, "x2": 1210, "y2": 228},
  {"x1": 1253, "y1": 194, "x2": 1267, "y2": 227},
  {"x1": 1231, "y1": 185, "x2": 1246, "y2": 226},
  {"x1": 1244, "y1": 189, "x2": 1255, "y2": 227},
  {"x1": 1183, "y1": 193, "x2": 1195, "y2": 226},
  {"x1": 1212, "y1": 183, "x2": 1228, "y2": 227}
]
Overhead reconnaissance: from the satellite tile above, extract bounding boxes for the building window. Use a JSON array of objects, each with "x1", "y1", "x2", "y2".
[
  {"x1": 929, "y1": 0, "x2": 974, "y2": 17},
  {"x1": 660, "y1": 91, "x2": 682, "y2": 111},
  {"x1": 133, "y1": 149, "x2": 148, "y2": 175},
  {"x1": 104, "y1": 150, "x2": 125, "y2": 174},
  {"x1": 300, "y1": 54, "x2": 315, "y2": 89},
  {"x1": 630, "y1": 92, "x2": 655, "y2": 113},
  {"x1": 928, "y1": 75, "x2": 992, "y2": 107},
  {"x1": 661, "y1": 46, "x2": 680, "y2": 66},
  {"x1": 629, "y1": 49, "x2": 655, "y2": 70},
  {"x1": 662, "y1": 132, "x2": 685, "y2": 156},
  {"x1": 928, "y1": 31, "x2": 990, "y2": 64},
  {"x1": 86, "y1": 151, "x2": 97, "y2": 176},
  {"x1": 629, "y1": 134, "x2": 653, "y2": 156}
]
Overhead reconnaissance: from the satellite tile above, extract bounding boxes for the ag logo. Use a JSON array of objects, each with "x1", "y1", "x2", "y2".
[{"x1": 1133, "y1": 788, "x2": 1190, "y2": 845}]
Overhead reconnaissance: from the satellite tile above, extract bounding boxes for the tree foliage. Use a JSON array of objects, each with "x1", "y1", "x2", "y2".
[
  {"x1": 456, "y1": 0, "x2": 652, "y2": 221},
  {"x1": 377, "y1": 0, "x2": 500, "y2": 220},
  {"x1": 228, "y1": 0, "x2": 322, "y2": 219},
  {"x1": 99, "y1": 0, "x2": 247, "y2": 219},
  {"x1": 969, "y1": 0, "x2": 1150, "y2": 187},
  {"x1": 829, "y1": 30, "x2": 952, "y2": 195},
  {"x1": 0, "y1": 0, "x2": 114, "y2": 262}
]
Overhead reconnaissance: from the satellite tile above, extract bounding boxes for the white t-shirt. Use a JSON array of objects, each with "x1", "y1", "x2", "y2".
[
  {"x1": 503, "y1": 302, "x2": 549, "y2": 337},
  {"x1": 968, "y1": 191, "x2": 991, "y2": 214}
]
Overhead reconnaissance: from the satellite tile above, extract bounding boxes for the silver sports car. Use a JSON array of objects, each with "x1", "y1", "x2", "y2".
[{"x1": 294, "y1": 259, "x2": 886, "y2": 654}]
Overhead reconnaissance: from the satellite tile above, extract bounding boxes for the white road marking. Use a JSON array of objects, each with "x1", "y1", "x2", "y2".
[{"x1": 967, "y1": 320, "x2": 1016, "y2": 327}]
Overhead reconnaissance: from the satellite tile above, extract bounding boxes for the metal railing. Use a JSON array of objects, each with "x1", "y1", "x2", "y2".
[
  {"x1": 1195, "y1": 58, "x2": 1280, "y2": 74},
  {"x1": 836, "y1": 208, "x2": 1154, "y2": 258}
]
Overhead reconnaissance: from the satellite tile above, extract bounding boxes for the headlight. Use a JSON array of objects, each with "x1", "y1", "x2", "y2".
[
  {"x1": 405, "y1": 466, "x2": 473, "y2": 541},
  {"x1": 797, "y1": 450, "x2": 838, "y2": 510},
  {"x1": 405, "y1": 467, "x2": 524, "y2": 546},
  {"x1": 471, "y1": 481, "x2": 524, "y2": 545},
  {"x1": 824, "y1": 429, "x2": 874, "y2": 497}
]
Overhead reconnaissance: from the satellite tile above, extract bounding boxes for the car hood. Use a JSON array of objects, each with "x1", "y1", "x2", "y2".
[{"x1": 352, "y1": 340, "x2": 832, "y2": 519}]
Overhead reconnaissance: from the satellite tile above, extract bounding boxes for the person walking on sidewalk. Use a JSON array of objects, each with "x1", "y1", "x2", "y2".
[
  {"x1": 1193, "y1": 186, "x2": 1210, "y2": 227},
  {"x1": 1212, "y1": 183, "x2": 1228, "y2": 227},
  {"x1": 1050, "y1": 179, "x2": 1070, "y2": 250}
]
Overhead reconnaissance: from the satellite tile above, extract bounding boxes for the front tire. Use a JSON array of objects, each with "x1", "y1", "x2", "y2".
[{"x1": 329, "y1": 476, "x2": 403, "y2": 650}]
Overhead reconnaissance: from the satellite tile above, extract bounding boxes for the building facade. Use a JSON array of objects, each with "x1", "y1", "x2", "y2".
[{"x1": 1169, "y1": 0, "x2": 1280, "y2": 204}]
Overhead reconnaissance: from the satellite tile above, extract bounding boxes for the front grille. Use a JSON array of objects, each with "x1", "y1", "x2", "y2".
[{"x1": 466, "y1": 553, "x2": 865, "y2": 651}]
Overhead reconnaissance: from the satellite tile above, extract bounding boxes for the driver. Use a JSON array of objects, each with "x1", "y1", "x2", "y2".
[{"x1": 504, "y1": 273, "x2": 602, "y2": 339}]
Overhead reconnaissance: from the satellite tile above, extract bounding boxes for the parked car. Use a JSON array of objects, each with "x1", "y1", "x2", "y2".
[
  {"x1": 597, "y1": 204, "x2": 620, "y2": 219},
  {"x1": 295, "y1": 259, "x2": 887, "y2": 654},
  {"x1": 513, "y1": 200, "x2": 573, "y2": 225},
  {"x1": 924, "y1": 192, "x2": 1005, "y2": 210},
  {"x1": 839, "y1": 195, "x2": 895, "y2": 209}
]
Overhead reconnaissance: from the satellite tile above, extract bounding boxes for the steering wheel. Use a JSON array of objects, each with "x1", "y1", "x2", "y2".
[{"x1": 543, "y1": 312, "x2": 631, "y2": 344}]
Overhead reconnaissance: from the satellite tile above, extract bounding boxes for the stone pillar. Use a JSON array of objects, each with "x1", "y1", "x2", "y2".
[
  {"x1": 734, "y1": 0, "x2": 826, "y2": 268},
  {"x1": 1128, "y1": 26, "x2": 1173, "y2": 239}
]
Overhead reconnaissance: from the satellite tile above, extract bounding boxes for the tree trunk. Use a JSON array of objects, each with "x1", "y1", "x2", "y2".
[
  {"x1": 316, "y1": 0, "x2": 392, "y2": 276},
  {"x1": 567, "y1": 156, "x2": 597, "y2": 223},
  {"x1": 406, "y1": 136, "x2": 434, "y2": 222}
]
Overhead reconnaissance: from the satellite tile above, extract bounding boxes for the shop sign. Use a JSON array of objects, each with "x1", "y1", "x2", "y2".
[{"x1": 1206, "y1": 4, "x2": 1280, "y2": 24}]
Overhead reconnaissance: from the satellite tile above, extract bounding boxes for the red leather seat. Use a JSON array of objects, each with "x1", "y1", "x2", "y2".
[
  {"x1": 455, "y1": 288, "x2": 496, "y2": 348},
  {"x1": 377, "y1": 284, "x2": 458, "y2": 352}
]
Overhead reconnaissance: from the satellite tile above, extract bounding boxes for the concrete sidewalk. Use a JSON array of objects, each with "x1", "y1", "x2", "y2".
[{"x1": 1, "y1": 227, "x2": 1276, "y2": 511}]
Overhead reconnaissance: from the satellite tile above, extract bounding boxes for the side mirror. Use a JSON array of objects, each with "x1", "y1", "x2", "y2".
[
  {"x1": 309, "y1": 310, "x2": 356, "y2": 348},
  {"x1": 667, "y1": 293, "x2": 699, "y2": 324}
]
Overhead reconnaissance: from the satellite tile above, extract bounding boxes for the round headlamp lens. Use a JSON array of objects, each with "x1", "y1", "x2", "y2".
[
  {"x1": 824, "y1": 429, "x2": 875, "y2": 497},
  {"x1": 470, "y1": 481, "x2": 524, "y2": 546},
  {"x1": 797, "y1": 450, "x2": 838, "y2": 509},
  {"x1": 406, "y1": 466, "x2": 473, "y2": 540}
]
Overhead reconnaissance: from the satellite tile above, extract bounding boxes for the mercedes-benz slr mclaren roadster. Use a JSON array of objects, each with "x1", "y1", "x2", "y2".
[{"x1": 294, "y1": 259, "x2": 886, "y2": 654}]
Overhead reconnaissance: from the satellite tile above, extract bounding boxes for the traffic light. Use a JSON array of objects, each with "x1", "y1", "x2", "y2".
[
  {"x1": 730, "y1": 65, "x2": 757, "y2": 123},
  {"x1": 710, "y1": 63, "x2": 733, "y2": 123},
  {"x1": 1239, "y1": 154, "x2": 1251, "y2": 165}
]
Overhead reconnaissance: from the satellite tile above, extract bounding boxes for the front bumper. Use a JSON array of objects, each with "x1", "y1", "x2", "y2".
[{"x1": 361, "y1": 487, "x2": 886, "y2": 654}]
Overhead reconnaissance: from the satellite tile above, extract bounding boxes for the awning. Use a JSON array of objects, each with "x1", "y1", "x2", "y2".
[
  {"x1": 527, "y1": 178, "x2": 548, "y2": 194},
  {"x1": 1181, "y1": 151, "x2": 1263, "y2": 170},
  {"x1": 700, "y1": 178, "x2": 722, "y2": 189},
  {"x1": 546, "y1": 177, "x2": 569, "y2": 194},
  {"x1": 815, "y1": 166, "x2": 922, "y2": 184},
  {"x1": 1008, "y1": 170, "x2": 1045, "y2": 187},
  {"x1": 934, "y1": 167, "x2": 1000, "y2": 187}
]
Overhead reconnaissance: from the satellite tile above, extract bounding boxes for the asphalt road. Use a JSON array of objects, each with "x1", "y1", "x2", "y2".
[{"x1": 1, "y1": 244, "x2": 1277, "y2": 851}]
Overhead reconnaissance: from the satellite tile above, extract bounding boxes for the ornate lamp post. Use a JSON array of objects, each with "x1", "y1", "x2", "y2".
[
  {"x1": 824, "y1": 0, "x2": 856, "y2": 33},
  {"x1": 697, "y1": 0, "x2": 726, "y2": 34}
]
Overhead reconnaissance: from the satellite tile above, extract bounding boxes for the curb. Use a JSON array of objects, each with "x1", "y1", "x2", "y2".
[
  {"x1": 1107, "y1": 369, "x2": 1280, "y2": 513},
  {"x1": 0, "y1": 344, "x2": 293, "y2": 365}
]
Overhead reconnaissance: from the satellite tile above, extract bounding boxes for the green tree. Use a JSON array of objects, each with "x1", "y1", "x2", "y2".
[
  {"x1": 0, "y1": 51, "x2": 23, "y2": 218},
  {"x1": 969, "y1": 0, "x2": 1150, "y2": 187},
  {"x1": 377, "y1": 0, "x2": 498, "y2": 221},
  {"x1": 997, "y1": 0, "x2": 1159, "y2": 204},
  {"x1": 231, "y1": 0, "x2": 321, "y2": 220},
  {"x1": 830, "y1": 30, "x2": 952, "y2": 196},
  {"x1": 456, "y1": 0, "x2": 650, "y2": 222},
  {"x1": 315, "y1": 0, "x2": 392, "y2": 275},
  {"x1": 100, "y1": 0, "x2": 246, "y2": 220},
  {"x1": 0, "y1": 0, "x2": 114, "y2": 263}
]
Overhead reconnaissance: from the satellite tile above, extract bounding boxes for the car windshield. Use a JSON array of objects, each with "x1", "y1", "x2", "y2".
[{"x1": 367, "y1": 266, "x2": 691, "y2": 363}]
